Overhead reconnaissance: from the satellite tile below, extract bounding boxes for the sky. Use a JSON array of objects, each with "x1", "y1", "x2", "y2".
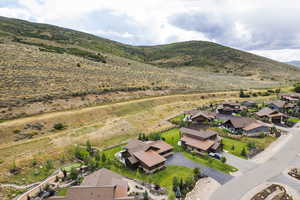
[{"x1": 1, "y1": 0, "x2": 300, "y2": 62}]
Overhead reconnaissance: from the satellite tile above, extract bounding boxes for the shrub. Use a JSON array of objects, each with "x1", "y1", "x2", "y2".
[
  {"x1": 45, "y1": 160, "x2": 53, "y2": 170},
  {"x1": 241, "y1": 148, "x2": 247, "y2": 157},
  {"x1": 221, "y1": 157, "x2": 227, "y2": 163},
  {"x1": 294, "y1": 83, "x2": 300, "y2": 93},
  {"x1": 53, "y1": 123, "x2": 66, "y2": 130}
]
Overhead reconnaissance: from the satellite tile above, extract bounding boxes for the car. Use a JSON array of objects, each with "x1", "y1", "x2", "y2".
[{"x1": 208, "y1": 152, "x2": 223, "y2": 160}]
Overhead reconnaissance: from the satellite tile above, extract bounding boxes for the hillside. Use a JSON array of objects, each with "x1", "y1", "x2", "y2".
[{"x1": 0, "y1": 16, "x2": 299, "y2": 120}]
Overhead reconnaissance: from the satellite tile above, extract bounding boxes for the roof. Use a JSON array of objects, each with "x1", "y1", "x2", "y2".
[
  {"x1": 180, "y1": 127, "x2": 217, "y2": 140},
  {"x1": 225, "y1": 117, "x2": 257, "y2": 129},
  {"x1": 267, "y1": 100, "x2": 285, "y2": 108},
  {"x1": 181, "y1": 135, "x2": 215, "y2": 151},
  {"x1": 223, "y1": 101, "x2": 240, "y2": 106},
  {"x1": 82, "y1": 168, "x2": 127, "y2": 188},
  {"x1": 149, "y1": 140, "x2": 173, "y2": 154},
  {"x1": 191, "y1": 111, "x2": 216, "y2": 120},
  {"x1": 256, "y1": 107, "x2": 277, "y2": 117},
  {"x1": 66, "y1": 186, "x2": 116, "y2": 200},
  {"x1": 243, "y1": 122, "x2": 267, "y2": 131},
  {"x1": 184, "y1": 109, "x2": 199, "y2": 115},
  {"x1": 133, "y1": 150, "x2": 166, "y2": 167},
  {"x1": 124, "y1": 139, "x2": 150, "y2": 154}
]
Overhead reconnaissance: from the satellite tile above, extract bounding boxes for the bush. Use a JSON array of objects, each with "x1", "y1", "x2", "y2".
[
  {"x1": 53, "y1": 123, "x2": 66, "y2": 130},
  {"x1": 294, "y1": 83, "x2": 300, "y2": 93},
  {"x1": 221, "y1": 157, "x2": 226, "y2": 163}
]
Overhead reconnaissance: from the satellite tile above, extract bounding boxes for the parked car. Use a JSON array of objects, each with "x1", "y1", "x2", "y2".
[{"x1": 208, "y1": 152, "x2": 223, "y2": 160}]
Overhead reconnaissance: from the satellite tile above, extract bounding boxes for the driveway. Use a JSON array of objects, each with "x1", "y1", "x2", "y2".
[
  {"x1": 166, "y1": 152, "x2": 233, "y2": 184},
  {"x1": 223, "y1": 152, "x2": 257, "y2": 173},
  {"x1": 210, "y1": 126, "x2": 300, "y2": 200}
]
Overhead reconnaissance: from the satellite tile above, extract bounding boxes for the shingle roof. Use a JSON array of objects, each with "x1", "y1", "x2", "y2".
[
  {"x1": 255, "y1": 107, "x2": 277, "y2": 117},
  {"x1": 149, "y1": 140, "x2": 173, "y2": 154},
  {"x1": 181, "y1": 135, "x2": 215, "y2": 151},
  {"x1": 267, "y1": 100, "x2": 286, "y2": 108},
  {"x1": 180, "y1": 127, "x2": 217, "y2": 140},
  {"x1": 191, "y1": 111, "x2": 216, "y2": 120},
  {"x1": 133, "y1": 150, "x2": 166, "y2": 167},
  {"x1": 225, "y1": 117, "x2": 257, "y2": 129}
]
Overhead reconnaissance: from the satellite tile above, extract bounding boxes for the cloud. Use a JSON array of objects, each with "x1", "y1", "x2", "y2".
[{"x1": 0, "y1": 0, "x2": 300, "y2": 61}]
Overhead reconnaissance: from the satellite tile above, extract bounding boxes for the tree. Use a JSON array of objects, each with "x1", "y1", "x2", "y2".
[
  {"x1": 86, "y1": 140, "x2": 93, "y2": 155},
  {"x1": 193, "y1": 167, "x2": 201, "y2": 179},
  {"x1": 172, "y1": 177, "x2": 179, "y2": 191},
  {"x1": 231, "y1": 145, "x2": 235, "y2": 151},
  {"x1": 101, "y1": 153, "x2": 107, "y2": 163},
  {"x1": 70, "y1": 167, "x2": 79, "y2": 180},
  {"x1": 294, "y1": 83, "x2": 300, "y2": 93},
  {"x1": 221, "y1": 157, "x2": 227, "y2": 163},
  {"x1": 9, "y1": 160, "x2": 20, "y2": 174},
  {"x1": 53, "y1": 123, "x2": 65, "y2": 130},
  {"x1": 241, "y1": 148, "x2": 247, "y2": 157},
  {"x1": 45, "y1": 160, "x2": 53, "y2": 171},
  {"x1": 175, "y1": 186, "x2": 182, "y2": 198},
  {"x1": 247, "y1": 141, "x2": 256, "y2": 150},
  {"x1": 143, "y1": 191, "x2": 149, "y2": 200},
  {"x1": 95, "y1": 151, "x2": 101, "y2": 162}
]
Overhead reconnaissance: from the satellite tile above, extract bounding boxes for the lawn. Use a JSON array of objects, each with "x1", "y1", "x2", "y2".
[
  {"x1": 56, "y1": 188, "x2": 68, "y2": 196},
  {"x1": 61, "y1": 163, "x2": 82, "y2": 172},
  {"x1": 222, "y1": 137, "x2": 248, "y2": 159},
  {"x1": 161, "y1": 128, "x2": 181, "y2": 152},
  {"x1": 169, "y1": 114, "x2": 185, "y2": 125},
  {"x1": 182, "y1": 152, "x2": 237, "y2": 173}
]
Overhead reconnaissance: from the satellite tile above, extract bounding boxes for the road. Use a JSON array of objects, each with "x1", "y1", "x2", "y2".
[
  {"x1": 166, "y1": 152, "x2": 233, "y2": 184},
  {"x1": 210, "y1": 126, "x2": 300, "y2": 200}
]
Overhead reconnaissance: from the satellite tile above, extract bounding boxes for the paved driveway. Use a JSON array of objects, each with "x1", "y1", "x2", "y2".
[
  {"x1": 223, "y1": 152, "x2": 257, "y2": 173},
  {"x1": 210, "y1": 126, "x2": 300, "y2": 200},
  {"x1": 166, "y1": 152, "x2": 233, "y2": 184}
]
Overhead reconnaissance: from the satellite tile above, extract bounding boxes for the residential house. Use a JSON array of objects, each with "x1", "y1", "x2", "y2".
[
  {"x1": 179, "y1": 127, "x2": 221, "y2": 154},
  {"x1": 266, "y1": 100, "x2": 295, "y2": 112},
  {"x1": 216, "y1": 101, "x2": 246, "y2": 114},
  {"x1": 223, "y1": 117, "x2": 270, "y2": 135},
  {"x1": 241, "y1": 100, "x2": 257, "y2": 107},
  {"x1": 50, "y1": 168, "x2": 134, "y2": 200},
  {"x1": 189, "y1": 111, "x2": 217, "y2": 124},
  {"x1": 280, "y1": 94, "x2": 300, "y2": 103},
  {"x1": 121, "y1": 139, "x2": 173, "y2": 173},
  {"x1": 255, "y1": 107, "x2": 287, "y2": 124}
]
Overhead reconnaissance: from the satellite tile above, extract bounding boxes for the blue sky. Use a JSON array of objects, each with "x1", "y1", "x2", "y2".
[{"x1": 1, "y1": 0, "x2": 300, "y2": 62}]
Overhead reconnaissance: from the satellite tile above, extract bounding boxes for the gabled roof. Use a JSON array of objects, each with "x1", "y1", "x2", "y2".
[
  {"x1": 149, "y1": 140, "x2": 173, "y2": 154},
  {"x1": 256, "y1": 107, "x2": 277, "y2": 117},
  {"x1": 225, "y1": 117, "x2": 257, "y2": 129},
  {"x1": 181, "y1": 135, "x2": 215, "y2": 151},
  {"x1": 266, "y1": 100, "x2": 286, "y2": 108},
  {"x1": 191, "y1": 111, "x2": 216, "y2": 120},
  {"x1": 124, "y1": 139, "x2": 150, "y2": 154},
  {"x1": 180, "y1": 127, "x2": 217, "y2": 140},
  {"x1": 133, "y1": 150, "x2": 166, "y2": 167}
]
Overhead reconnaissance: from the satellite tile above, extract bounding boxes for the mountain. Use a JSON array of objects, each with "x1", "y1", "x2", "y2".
[
  {"x1": 286, "y1": 61, "x2": 300, "y2": 67},
  {"x1": 0, "y1": 16, "x2": 300, "y2": 119}
]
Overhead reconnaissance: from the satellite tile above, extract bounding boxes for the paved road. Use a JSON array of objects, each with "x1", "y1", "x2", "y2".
[
  {"x1": 210, "y1": 126, "x2": 300, "y2": 200},
  {"x1": 223, "y1": 152, "x2": 257, "y2": 173},
  {"x1": 166, "y1": 152, "x2": 233, "y2": 184}
]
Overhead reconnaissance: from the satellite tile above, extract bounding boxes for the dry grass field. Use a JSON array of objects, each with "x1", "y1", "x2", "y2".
[{"x1": 0, "y1": 91, "x2": 275, "y2": 185}]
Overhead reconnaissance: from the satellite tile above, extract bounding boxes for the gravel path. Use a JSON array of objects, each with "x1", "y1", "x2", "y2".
[{"x1": 185, "y1": 177, "x2": 220, "y2": 200}]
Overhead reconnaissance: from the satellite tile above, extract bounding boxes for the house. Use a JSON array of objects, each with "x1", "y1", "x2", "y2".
[
  {"x1": 216, "y1": 101, "x2": 246, "y2": 114},
  {"x1": 179, "y1": 128, "x2": 221, "y2": 154},
  {"x1": 121, "y1": 139, "x2": 173, "y2": 173},
  {"x1": 189, "y1": 111, "x2": 217, "y2": 124},
  {"x1": 266, "y1": 100, "x2": 295, "y2": 111},
  {"x1": 241, "y1": 100, "x2": 257, "y2": 107},
  {"x1": 50, "y1": 168, "x2": 134, "y2": 200},
  {"x1": 223, "y1": 117, "x2": 270, "y2": 135},
  {"x1": 255, "y1": 107, "x2": 287, "y2": 124},
  {"x1": 280, "y1": 94, "x2": 300, "y2": 103}
]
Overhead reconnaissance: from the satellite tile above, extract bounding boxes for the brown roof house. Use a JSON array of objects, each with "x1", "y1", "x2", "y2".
[
  {"x1": 216, "y1": 101, "x2": 246, "y2": 114},
  {"x1": 179, "y1": 128, "x2": 221, "y2": 154},
  {"x1": 121, "y1": 139, "x2": 173, "y2": 174},
  {"x1": 189, "y1": 111, "x2": 217, "y2": 124},
  {"x1": 266, "y1": 100, "x2": 295, "y2": 111},
  {"x1": 223, "y1": 117, "x2": 270, "y2": 135},
  {"x1": 255, "y1": 107, "x2": 287, "y2": 124},
  {"x1": 280, "y1": 94, "x2": 300, "y2": 103},
  {"x1": 50, "y1": 168, "x2": 134, "y2": 200}
]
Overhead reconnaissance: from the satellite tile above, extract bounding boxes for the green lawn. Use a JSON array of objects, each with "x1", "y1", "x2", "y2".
[
  {"x1": 182, "y1": 152, "x2": 237, "y2": 173},
  {"x1": 169, "y1": 114, "x2": 185, "y2": 125},
  {"x1": 102, "y1": 145, "x2": 123, "y2": 159},
  {"x1": 61, "y1": 163, "x2": 82, "y2": 172},
  {"x1": 222, "y1": 137, "x2": 248, "y2": 159},
  {"x1": 56, "y1": 187, "x2": 68, "y2": 196},
  {"x1": 161, "y1": 128, "x2": 181, "y2": 152}
]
